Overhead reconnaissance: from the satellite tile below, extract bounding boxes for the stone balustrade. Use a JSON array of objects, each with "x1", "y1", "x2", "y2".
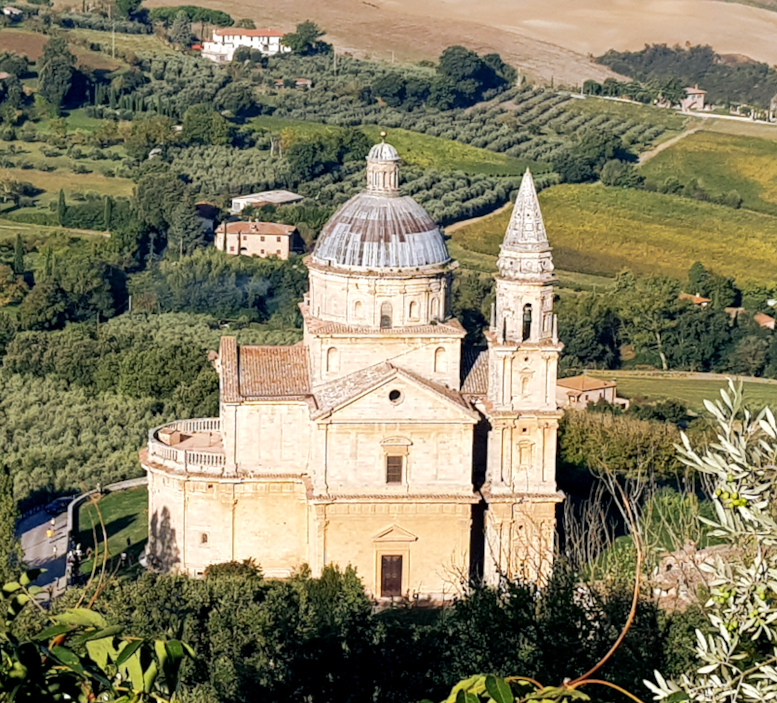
[{"x1": 147, "y1": 419, "x2": 225, "y2": 474}]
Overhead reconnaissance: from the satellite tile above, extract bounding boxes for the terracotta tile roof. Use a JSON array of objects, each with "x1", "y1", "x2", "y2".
[
  {"x1": 213, "y1": 28, "x2": 285, "y2": 37},
  {"x1": 755, "y1": 312, "x2": 776, "y2": 329},
  {"x1": 312, "y1": 362, "x2": 475, "y2": 419},
  {"x1": 557, "y1": 375, "x2": 616, "y2": 392},
  {"x1": 679, "y1": 292, "x2": 711, "y2": 305},
  {"x1": 313, "y1": 362, "x2": 395, "y2": 417},
  {"x1": 461, "y1": 347, "x2": 488, "y2": 396},
  {"x1": 217, "y1": 221, "x2": 296, "y2": 236},
  {"x1": 239, "y1": 345, "x2": 310, "y2": 398},
  {"x1": 219, "y1": 338, "x2": 239, "y2": 402}
]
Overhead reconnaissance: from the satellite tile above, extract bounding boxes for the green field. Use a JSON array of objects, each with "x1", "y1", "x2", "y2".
[
  {"x1": 587, "y1": 371, "x2": 777, "y2": 413},
  {"x1": 77, "y1": 485, "x2": 148, "y2": 573},
  {"x1": 69, "y1": 28, "x2": 175, "y2": 57},
  {"x1": 251, "y1": 116, "x2": 537, "y2": 175},
  {"x1": 452, "y1": 183, "x2": 777, "y2": 284},
  {"x1": 640, "y1": 131, "x2": 777, "y2": 216}
]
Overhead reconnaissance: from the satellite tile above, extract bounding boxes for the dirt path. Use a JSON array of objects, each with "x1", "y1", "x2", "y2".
[{"x1": 638, "y1": 126, "x2": 703, "y2": 164}]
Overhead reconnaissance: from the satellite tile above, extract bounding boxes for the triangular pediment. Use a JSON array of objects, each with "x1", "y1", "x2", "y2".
[
  {"x1": 373, "y1": 524, "x2": 418, "y2": 542},
  {"x1": 312, "y1": 363, "x2": 478, "y2": 421}
]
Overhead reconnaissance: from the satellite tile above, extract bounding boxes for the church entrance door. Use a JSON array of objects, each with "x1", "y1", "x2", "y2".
[{"x1": 380, "y1": 555, "x2": 403, "y2": 597}]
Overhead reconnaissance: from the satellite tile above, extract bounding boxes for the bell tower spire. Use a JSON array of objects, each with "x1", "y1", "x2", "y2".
[{"x1": 482, "y1": 170, "x2": 563, "y2": 584}]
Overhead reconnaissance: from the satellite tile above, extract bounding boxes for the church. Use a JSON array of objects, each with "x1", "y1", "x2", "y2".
[{"x1": 140, "y1": 138, "x2": 564, "y2": 600}]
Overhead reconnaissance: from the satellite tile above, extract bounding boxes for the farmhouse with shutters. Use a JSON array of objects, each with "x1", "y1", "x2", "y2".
[{"x1": 141, "y1": 139, "x2": 563, "y2": 600}]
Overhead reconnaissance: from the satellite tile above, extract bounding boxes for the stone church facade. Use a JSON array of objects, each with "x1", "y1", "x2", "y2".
[{"x1": 141, "y1": 140, "x2": 563, "y2": 600}]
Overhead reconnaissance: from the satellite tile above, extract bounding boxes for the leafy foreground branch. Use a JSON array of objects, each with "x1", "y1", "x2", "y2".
[
  {"x1": 646, "y1": 383, "x2": 777, "y2": 702},
  {"x1": 0, "y1": 492, "x2": 192, "y2": 703}
]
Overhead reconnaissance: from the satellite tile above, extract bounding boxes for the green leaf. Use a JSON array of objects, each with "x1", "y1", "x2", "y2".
[
  {"x1": 485, "y1": 676, "x2": 514, "y2": 703},
  {"x1": 664, "y1": 693, "x2": 691, "y2": 703},
  {"x1": 115, "y1": 638, "x2": 143, "y2": 667},
  {"x1": 51, "y1": 645, "x2": 85, "y2": 674},
  {"x1": 3, "y1": 582, "x2": 21, "y2": 593},
  {"x1": 86, "y1": 637, "x2": 117, "y2": 672},
  {"x1": 54, "y1": 608, "x2": 107, "y2": 629},
  {"x1": 456, "y1": 691, "x2": 480, "y2": 703},
  {"x1": 73, "y1": 624, "x2": 123, "y2": 646},
  {"x1": 32, "y1": 624, "x2": 71, "y2": 642},
  {"x1": 142, "y1": 659, "x2": 159, "y2": 694}
]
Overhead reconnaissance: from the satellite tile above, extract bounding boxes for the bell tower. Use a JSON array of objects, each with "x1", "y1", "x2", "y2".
[{"x1": 483, "y1": 170, "x2": 563, "y2": 584}]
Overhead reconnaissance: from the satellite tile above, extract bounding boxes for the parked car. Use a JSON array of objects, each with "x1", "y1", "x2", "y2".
[{"x1": 44, "y1": 496, "x2": 76, "y2": 516}]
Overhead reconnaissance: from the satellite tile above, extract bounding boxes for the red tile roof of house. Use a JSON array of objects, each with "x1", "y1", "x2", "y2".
[
  {"x1": 213, "y1": 28, "x2": 285, "y2": 37},
  {"x1": 685, "y1": 86, "x2": 706, "y2": 95},
  {"x1": 755, "y1": 312, "x2": 776, "y2": 329},
  {"x1": 679, "y1": 292, "x2": 712, "y2": 305},
  {"x1": 557, "y1": 375, "x2": 616, "y2": 392},
  {"x1": 217, "y1": 221, "x2": 296, "y2": 236}
]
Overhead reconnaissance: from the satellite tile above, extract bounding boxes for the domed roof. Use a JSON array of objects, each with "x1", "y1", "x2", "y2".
[
  {"x1": 311, "y1": 138, "x2": 451, "y2": 271},
  {"x1": 367, "y1": 141, "x2": 399, "y2": 162}
]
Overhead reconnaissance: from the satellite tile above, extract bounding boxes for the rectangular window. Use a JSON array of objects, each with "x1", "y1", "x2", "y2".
[
  {"x1": 381, "y1": 555, "x2": 403, "y2": 597},
  {"x1": 276, "y1": 236, "x2": 281, "y2": 242},
  {"x1": 386, "y1": 455, "x2": 403, "y2": 484},
  {"x1": 261, "y1": 236, "x2": 265, "y2": 241}
]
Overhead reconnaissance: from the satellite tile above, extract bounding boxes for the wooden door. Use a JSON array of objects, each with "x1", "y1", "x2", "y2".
[{"x1": 380, "y1": 555, "x2": 403, "y2": 597}]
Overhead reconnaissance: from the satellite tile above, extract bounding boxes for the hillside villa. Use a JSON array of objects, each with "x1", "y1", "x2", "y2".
[
  {"x1": 214, "y1": 220, "x2": 301, "y2": 259},
  {"x1": 201, "y1": 28, "x2": 290, "y2": 63},
  {"x1": 556, "y1": 375, "x2": 629, "y2": 410}
]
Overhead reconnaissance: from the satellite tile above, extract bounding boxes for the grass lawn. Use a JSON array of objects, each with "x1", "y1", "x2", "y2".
[
  {"x1": 0, "y1": 138, "x2": 133, "y2": 204},
  {"x1": 640, "y1": 131, "x2": 777, "y2": 216},
  {"x1": 250, "y1": 116, "x2": 539, "y2": 175},
  {"x1": 452, "y1": 183, "x2": 777, "y2": 285},
  {"x1": 77, "y1": 486, "x2": 148, "y2": 574},
  {"x1": 586, "y1": 371, "x2": 777, "y2": 413}
]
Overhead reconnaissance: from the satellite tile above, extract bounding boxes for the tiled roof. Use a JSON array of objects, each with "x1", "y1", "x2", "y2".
[
  {"x1": 461, "y1": 347, "x2": 489, "y2": 396},
  {"x1": 219, "y1": 337, "x2": 239, "y2": 402},
  {"x1": 219, "y1": 338, "x2": 310, "y2": 401},
  {"x1": 217, "y1": 221, "x2": 296, "y2": 236},
  {"x1": 755, "y1": 312, "x2": 776, "y2": 328},
  {"x1": 240, "y1": 345, "x2": 310, "y2": 398},
  {"x1": 313, "y1": 362, "x2": 395, "y2": 417},
  {"x1": 557, "y1": 375, "x2": 615, "y2": 392},
  {"x1": 214, "y1": 28, "x2": 285, "y2": 37},
  {"x1": 679, "y1": 292, "x2": 711, "y2": 305}
]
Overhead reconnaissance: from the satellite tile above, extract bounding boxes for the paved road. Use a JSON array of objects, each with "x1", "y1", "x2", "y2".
[{"x1": 18, "y1": 509, "x2": 69, "y2": 597}]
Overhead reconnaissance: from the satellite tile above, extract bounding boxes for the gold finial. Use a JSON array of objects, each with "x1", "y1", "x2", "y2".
[{"x1": 380, "y1": 130, "x2": 387, "y2": 141}]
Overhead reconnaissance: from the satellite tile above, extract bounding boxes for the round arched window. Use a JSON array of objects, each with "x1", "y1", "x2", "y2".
[{"x1": 388, "y1": 389, "x2": 403, "y2": 404}]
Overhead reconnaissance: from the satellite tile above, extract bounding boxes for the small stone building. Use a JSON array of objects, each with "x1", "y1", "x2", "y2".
[
  {"x1": 556, "y1": 375, "x2": 626, "y2": 410},
  {"x1": 142, "y1": 140, "x2": 564, "y2": 599},
  {"x1": 214, "y1": 221, "x2": 301, "y2": 259}
]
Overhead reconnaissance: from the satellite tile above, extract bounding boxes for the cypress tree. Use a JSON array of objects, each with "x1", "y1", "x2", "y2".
[
  {"x1": 103, "y1": 195, "x2": 113, "y2": 230},
  {"x1": 12, "y1": 234, "x2": 23, "y2": 275},
  {"x1": 57, "y1": 188, "x2": 67, "y2": 226}
]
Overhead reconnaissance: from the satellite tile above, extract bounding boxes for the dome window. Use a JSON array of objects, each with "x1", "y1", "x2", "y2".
[
  {"x1": 380, "y1": 302, "x2": 393, "y2": 329},
  {"x1": 409, "y1": 301, "x2": 419, "y2": 320}
]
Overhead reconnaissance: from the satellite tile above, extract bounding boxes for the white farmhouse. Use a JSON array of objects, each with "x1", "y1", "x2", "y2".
[{"x1": 201, "y1": 28, "x2": 290, "y2": 63}]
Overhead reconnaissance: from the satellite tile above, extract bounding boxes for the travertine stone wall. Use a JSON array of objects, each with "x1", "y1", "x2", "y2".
[
  {"x1": 306, "y1": 333, "x2": 463, "y2": 390},
  {"x1": 307, "y1": 265, "x2": 451, "y2": 329},
  {"x1": 313, "y1": 502, "x2": 473, "y2": 599}
]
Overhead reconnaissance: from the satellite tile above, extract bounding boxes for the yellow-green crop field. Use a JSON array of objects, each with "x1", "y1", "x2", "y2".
[
  {"x1": 452, "y1": 183, "x2": 777, "y2": 285},
  {"x1": 250, "y1": 117, "x2": 536, "y2": 175},
  {"x1": 640, "y1": 131, "x2": 777, "y2": 216},
  {"x1": 586, "y1": 371, "x2": 777, "y2": 413}
]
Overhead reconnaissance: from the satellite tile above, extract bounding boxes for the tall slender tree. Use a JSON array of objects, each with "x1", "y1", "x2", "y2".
[{"x1": 12, "y1": 233, "x2": 23, "y2": 275}]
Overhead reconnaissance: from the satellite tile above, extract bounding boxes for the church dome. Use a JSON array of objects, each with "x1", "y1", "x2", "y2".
[
  {"x1": 311, "y1": 137, "x2": 451, "y2": 271},
  {"x1": 367, "y1": 141, "x2": 400, "y2": 162}
]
